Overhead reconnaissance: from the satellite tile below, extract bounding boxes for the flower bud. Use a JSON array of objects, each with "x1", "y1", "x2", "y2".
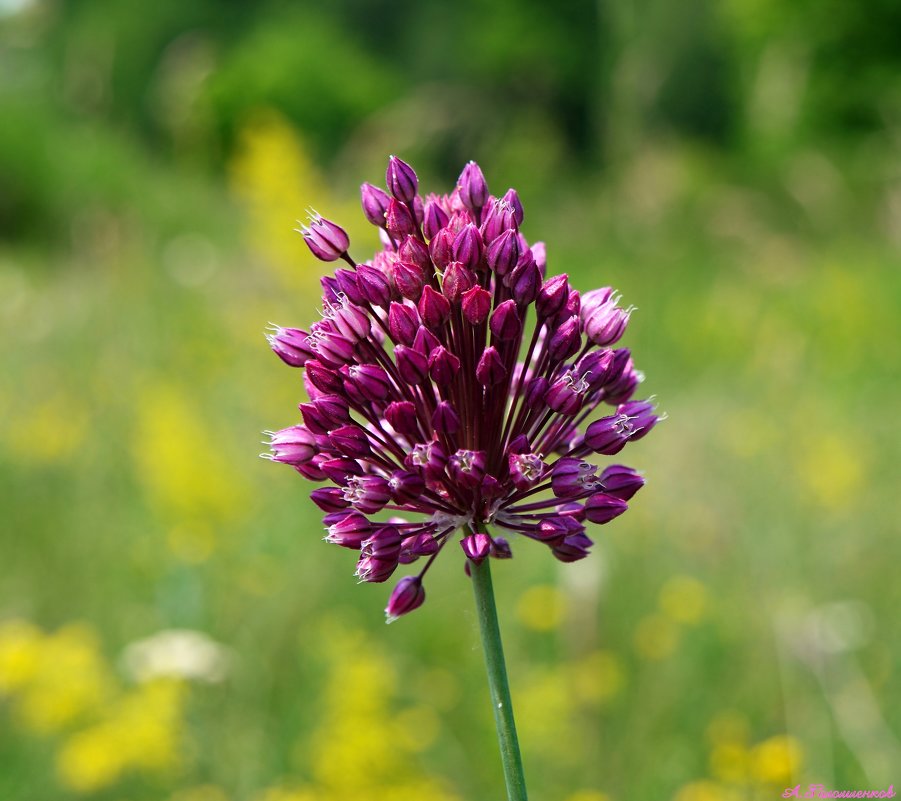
[
  {"x1": 603, "y1": 354, "x2": 641, "y2": 405},
  {"x1": 552, "y1": 288, "x2": 580, "y2": 329},
  {"x1": 295, "y1": 451, "x2": 326, "y2": 479},
  {"x1": 399, "y1": 532, "x2": 438, "y2": 563},
  {"x1": 428, "y1": 346, "x2": 461, "y2": 385},
  {"x1": 534, "y1": 517, "x2": 571, "y2": 545},
  {"x1": 461, "y1": 532, "x2": 491, "y2": 564},
  {"x1": 599, "y1": 464, "x2": 645, "y2": 500},
  {"x1": 356, "y1": 264, "x2": 392, "y2": 306},
  {"x1": 266, "y1": 326, "x2": 315, "y2": 367},
  {"x1": 491, "y1": 537, "x2": 513, "y2": 559},
  {"x1": 311, "y1": 487, "x2": 350, "y2": 512},
  {"x1": 458, "y1": 161, "x2": 489, "y2": 212},
  {"x1": 300, "y1": 215, "x2": 350, "y2": 261},
  {"x1": 461, "y1": 286, "x2": 491, "y2": 325},
  {"x1": 385, "y1": 401, "x2": 420, "y2": 437},
  {"x1": 266, "y1": 425, "x2": 317, "y2": 465},
  {"x1": 431, "y1": 400, "x2": 460, "y2": 434},
  {"x1": 398, "y1": 235, "x2": 431, "y2": 274},
  {"x1": 584, "y1": 493, "x2": 628, "y2": 524},
  {"x1": 395, "y1": 345, "x2": 429, "y2": 384},
  {"x1": 385, "y1": 198, "x2": 416, "y2": 238},
  {"x1": 422, "y1": 200, "x2": 449, "y2": 239},
  {"x1": 524, "y1": 376, "x2": 549, "y2": 407},
  {"x1": 453, "y1": 223, "x2": 483, "y2": 271},
  {"x1": 490, "y1": 300, "x2": 522, "y2": 342},
  {"x1": 344, "y1": 363, "x2": 392, "y2": 401},
  {"x1": 329, "y1": 425, "x2": 372, "y2": 458},
  {"x1": 297, "y1": 404, "x2": 326, "y2": 436},
  {"x1": 442, "y1": 261, "x2": 475, "y2": 303},
  {"x1": 391, "y1": 260, "x2": 425, "y2": 301},
  {"x1": 551, "y1": 457, "x2": 600, "y2": 498},
  {"x1": 334, "y1": 268, "x2": 365, "y2": 305},
  {"x1": 385, "y1": 576, "x2": 426, "y2": 622},
  {"x1": 486, "y1": 229, "x2": 521, "y2": 276},
  {"x1": 507, "y1": 257, "x2": 541, "y2": 306},
  {"x1": 343, "y1": 475, "x2": 392, "y2": 514},
  {"x1": 319, "y1": 457, "x2": 364, "y2": 485},
  {"x1": 547, "y1": 315, "x2": 582, "y2": 362},
  {"x1": 388, "y1": 469, "x2": 425, "y2": 503},
  {"x1": 310, "y1": 330, "x2": 355, "y2": 368},
  {"x1": 386, "y1": 155, "x2": 418, "y2": 203},
  {"x1": 360, "y1": 182, "x2": 390, "y2": 226},
  {"x1": 428, "y1": 228, "x2": 455, "y2": 270},
  {"x1": 406, "y1": 327, "x2": 436, "y2": 358},
  {"x1": 475, "y1": 346, "x2": 507, "y2": 386},
  {"x1": 324, "y1": 511, "x2": 371, "y2": 549},
  {"x1": 388, "y1": 302, "x2": 421, "y2": 346},
  {"x1": 331, "y1": 303, "x2": 371, "y2": 342},
  {"x1": 480, "y1": 198, "x2": 517, "y2": 241},
  {"x1": 313, "y1": 395, "x2": 351, "y2": 426},
  {"x1": 412, "y1": 195, "x2": 424, "y2": 225},
  {"x1": 583, "y1": 295, "x2": 632, "y2": 347},
  {"x1": 536, "y1": 274, "x2": 570, "y2": 320},
  {"x1": 583, "y1": 413, "x2": 630, "y2": 455},
  {"x1": 418, "y1": 285, "x2": 451, "y2": 330},
  {"x1": 502, "y1": 188, "x2": 524, "y2": 225},
  {"x1": 545, "y1": 373, "x2": 588, "y2": 416},
  {"x1": 551, "y1": 532, "x2": 593, "y2": 563},
  {"x1": 580, "y1": 286, "x2": 614, "y2": 317},
  {"x1": 575, "y1": 349, "x2": 615, "y2": 391},
  {"x1": 305, "y1": 359, "x2": 344, "y2": 394}
]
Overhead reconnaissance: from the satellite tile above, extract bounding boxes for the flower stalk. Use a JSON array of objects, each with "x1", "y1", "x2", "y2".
[
  {"x1": 469, "y1": 534, "x2": 528, "y2": 801},
  {"x1": 264, "y1": 153, "x2": 661, "y2": 801}
]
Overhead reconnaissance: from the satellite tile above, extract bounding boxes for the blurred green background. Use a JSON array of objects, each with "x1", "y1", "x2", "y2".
[{"x1": 1, "y1": 1, "x2": 899, "y2": 799}]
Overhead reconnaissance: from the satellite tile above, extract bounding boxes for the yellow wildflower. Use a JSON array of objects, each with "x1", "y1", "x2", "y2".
[
  {"x1": 16, "y1": 623, "x2": 112, "y2": 734},
  {"x1": 0, "y1": 619, "x2": 43, "y2": 694},
  {"x1": 750, "y1": 734, "x2": 802, "y2": 785}
]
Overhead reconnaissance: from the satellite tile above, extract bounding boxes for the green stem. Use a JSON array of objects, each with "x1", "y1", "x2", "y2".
[{"x1": 470, "y1": 553, "x2": 529, "y2": 801}]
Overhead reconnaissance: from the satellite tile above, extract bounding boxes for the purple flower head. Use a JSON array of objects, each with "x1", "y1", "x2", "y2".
[{"x1": 265, "y1": 155, "x2": 660, "y2": 620}]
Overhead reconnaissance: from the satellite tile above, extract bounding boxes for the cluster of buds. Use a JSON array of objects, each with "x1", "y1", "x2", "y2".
[{"x1": 265, "y1": 156, "x2": 661, "y2": 621}]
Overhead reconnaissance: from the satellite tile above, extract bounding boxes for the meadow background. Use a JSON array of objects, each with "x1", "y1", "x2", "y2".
[{"x1": 1, "y1": 1, "x2": 900, "y2": 799}]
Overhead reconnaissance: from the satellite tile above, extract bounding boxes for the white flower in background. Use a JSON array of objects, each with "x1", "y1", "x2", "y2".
[{"x1": 122, "y1": 629, "x2": 230, "y2": 683}]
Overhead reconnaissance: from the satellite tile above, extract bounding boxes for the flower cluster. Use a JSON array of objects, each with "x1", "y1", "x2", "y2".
[{"x1": 264, "y1": 156, "x2": 660, "y2": 621}]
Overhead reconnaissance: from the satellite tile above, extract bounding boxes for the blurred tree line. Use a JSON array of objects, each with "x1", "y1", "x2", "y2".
[{"x1": 2, "y1": 0, "x2": 900, "y2": 243}]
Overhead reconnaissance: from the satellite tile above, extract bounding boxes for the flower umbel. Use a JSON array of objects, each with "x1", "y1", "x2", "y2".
[{"x1": 266, "y1": 155, "x2": 659, "y2": 622}]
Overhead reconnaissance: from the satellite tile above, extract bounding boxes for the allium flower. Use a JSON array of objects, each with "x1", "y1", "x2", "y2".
[{"x1": 264, "y1": 155, "x2": 661, "y2": 622}]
